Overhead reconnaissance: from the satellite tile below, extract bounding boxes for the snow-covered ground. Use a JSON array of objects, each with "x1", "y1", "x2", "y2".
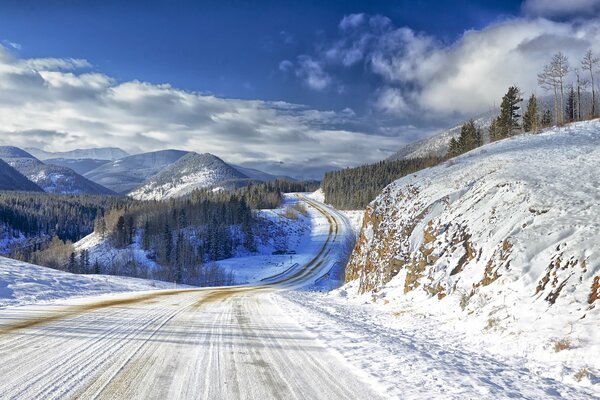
[
  {"x1": 0, "y1": 256, "x2": 178, "y2": 308},
  {"x1": 216, "y1": 194, "x2": 332, "y2": 284},
  {"x1": 278, "y1": 290, "x2": 599, "y2": 399},
  {"x1": 343, "y1": 119, "x2": 600, "y2": 394}
]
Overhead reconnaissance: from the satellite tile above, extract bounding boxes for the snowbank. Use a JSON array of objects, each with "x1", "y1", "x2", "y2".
[
  {"x1": 0, "y1": 256, "x2": 176, "y2": 308},
  {"x1": 346, "y1": 119, "x2": 600, "y2": 388}
]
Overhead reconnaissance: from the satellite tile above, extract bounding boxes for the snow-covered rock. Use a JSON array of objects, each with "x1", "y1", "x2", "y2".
[{"x1": 347, "y1": 120, "x2": 600, "y2": 382}]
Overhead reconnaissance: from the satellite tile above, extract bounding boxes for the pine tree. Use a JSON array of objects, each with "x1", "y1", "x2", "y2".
[
  {"x1": 523, "y1": 93, "x2": 538, "y2": 133},
  {"x1": 565, "y1": 86, "x2": 576, "y2": 123},
  {"x1": 68, "y1": 252, "x2": 77, "y2": 273},
  {"x1": 448, "y1": 137, "x2": 460, "y2": 157},
  {"x1": 540, "y1": 109, "x2": 552, "y2": 128},
  {"x1": 496, "y1": 86, "x2": 523, "y2": 139},
  {"x1": 93, "y1": 259, "x2": 101, "y2": 274}
]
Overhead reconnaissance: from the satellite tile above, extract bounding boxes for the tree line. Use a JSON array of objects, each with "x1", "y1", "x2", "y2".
[
  {"x1": 321, "y1": 156, "x2": 446, "y2": 209},
  {"x1": 2, "y1": 179, "x2": 317, "y2": 285},
  {"x1": 448, "y1": 49, "x2": 598, "y2": 157}
]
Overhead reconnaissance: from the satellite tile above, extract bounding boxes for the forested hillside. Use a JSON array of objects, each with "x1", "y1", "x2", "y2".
[
  {"x1": 321, "y1": 156, "x2": 446, "y2": 209},
  {"x1": 1, "y1": 179, "x2": 316, "y2": 284},
  {"x1": 0, "y1": 192, "x2": 129, "y2": 258}
]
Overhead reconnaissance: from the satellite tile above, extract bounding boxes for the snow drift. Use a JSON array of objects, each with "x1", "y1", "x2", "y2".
[{"x1": 347, "y1": 120, "x2": 600, "y2": 379}]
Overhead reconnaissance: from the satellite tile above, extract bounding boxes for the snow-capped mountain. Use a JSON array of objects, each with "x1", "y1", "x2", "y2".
[
  {"x1": 0, "y1": 159, "x2": 43, "y2": 192},
  {"x1": 346, "y1": 120, "x2": 600, "y2": 371},
  {"x1": 25, "y1": 147, "x2": 129, "y2": 161},
  {"x1": 84, "y1": 149, "x2": 188, "y2": 194},
  {"x1": 129, "y1": 152, "x2": 252, "y2": 200},
  {"x1": 387, "y1": 110, "x2": 497, "y2": 161},
  {"x1": 44, "y1": 158, "x2": 111, "y2": 175},
  {"x1": 0, "y1": 146, "x2": 115, "y2": 195}
]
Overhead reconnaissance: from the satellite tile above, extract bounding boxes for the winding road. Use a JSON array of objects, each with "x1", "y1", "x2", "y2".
[{"x1": 0, "y1": 195, "x2": 384, "y2": 400}]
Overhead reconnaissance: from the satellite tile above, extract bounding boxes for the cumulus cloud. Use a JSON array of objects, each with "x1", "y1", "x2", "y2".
[
  {"x1": 294, "y1": 55, "x2": 332, "y2": 90},
  {"x1": 291, "y1": 13, "x2": 600, "y2": 119},
  {"x1": 522, "y1": 0, "x2": 600, "y2": 18},
  {"x1": 0, "y1": 45, "x2": 400, "y2": 178}
]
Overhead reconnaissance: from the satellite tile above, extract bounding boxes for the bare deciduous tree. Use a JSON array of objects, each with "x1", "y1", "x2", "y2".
[
  {"x1": 581, "y1": 49, "x2": 599, "y2": 118},
  {"x1": 538, "y1": 53, "x2": 570, "y2": 125}
]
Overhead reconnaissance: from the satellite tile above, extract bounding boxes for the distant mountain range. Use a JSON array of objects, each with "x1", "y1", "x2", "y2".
[
  {"x1": 0, "y1": 145, "x2": 296, "y2": 200},
  {"x1": 0, "y1": 146, "x2": 115, "y2": 195},
  {"x1": 25, "y1": 147, "x2": 129, "y2": 161},
  {"x1": 129, "y1": 152, "x2": 255, "y2": 200}
]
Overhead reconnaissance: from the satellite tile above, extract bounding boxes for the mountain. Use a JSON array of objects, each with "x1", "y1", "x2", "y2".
[
  {"x1": 84, "y1": 149, "x2": 188, "y2": 194},
  {"x1": 0, "y1": 159, "x2": 43, "y2": 192},
  {"x1": 346, "y1": 120, "x2": 600, "y2": 368},
  {"x1": 25, "y1": 147, "x2": 129, "y2": 161},
  {"x1": 44, "y1": 158, "x2": 111, "y2": 175},
  {"x1": 0, "y1": 146, "x2": 115, "y2": 195},
  {"x1": 387, "y1": 110, "x2": 497, "y2": 161},
  {"x1": 232, "y1": 164, "x2": 295, "y2": 182},
  {"x1": 129, "y1": 152, "x2": 252, "y2": 200}
]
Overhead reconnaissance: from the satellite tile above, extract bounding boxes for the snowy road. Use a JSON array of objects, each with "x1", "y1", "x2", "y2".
[{"x1": 0, "y1": 196, "x2": 384, "y2": 399}]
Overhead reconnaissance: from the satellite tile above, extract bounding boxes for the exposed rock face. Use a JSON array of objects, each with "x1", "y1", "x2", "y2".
[{"x1": 345, "y1": 121, "x2": 600, "y2": 318}]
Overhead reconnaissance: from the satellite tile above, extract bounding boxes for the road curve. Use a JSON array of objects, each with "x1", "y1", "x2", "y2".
[{"x1": 0, "y1": 195, "x2": 384, "y2": 400}]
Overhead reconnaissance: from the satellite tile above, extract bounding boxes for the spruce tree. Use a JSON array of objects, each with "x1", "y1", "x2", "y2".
[
  {"x1": 540, "y1": 109, "x2": 552, "y2": 128},
  {"x1": 523, "y1": 93, "x2": 538, "y2": 133},
  {"x1": 565, "y1": 86, "x2": 576, "y2": 123},
  {"x1": 496, "y1": 86, "x2": 523, "y2": 139}
]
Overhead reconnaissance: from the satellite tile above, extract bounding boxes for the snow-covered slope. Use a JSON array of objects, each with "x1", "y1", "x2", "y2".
[
  {"x1": 232, "y1": 164, "x2": 295, "y2": 182},
  {"x1": 0, "y1": 159, "x2": 43, "y2": 192},
  {"x1": 25, "y1": 147, "x2": 129, "y2": 161},
  {"x1": 129, "y1": 152, "x2": 251, "y2": 200},
  {"x1": 84, "y1": 149, "x2": 188, "y2": 194},
  {"x1": 347, "y1": 120, "x2": 600, "y2": 381},
  {"x1": 387, "y1": 110, "x2": 496, "y2": 161},
  {"x1": 0, "y1": 146, "x2": 115, "y2": 195},
  {"x1": 44, "y1": 158, "x2": 111, "y2": 175},
  {"x1": 0, "y1": 256, "x2": 177, "y2": 308}
]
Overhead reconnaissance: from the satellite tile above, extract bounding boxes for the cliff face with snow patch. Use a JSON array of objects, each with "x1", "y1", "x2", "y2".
[{"x1": 347, "y1": 120, "x2": 600, "y2": 342}]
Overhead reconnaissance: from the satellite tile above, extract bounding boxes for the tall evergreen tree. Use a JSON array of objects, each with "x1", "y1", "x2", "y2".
[
  {"x1": 68, "y1": 251, "x2": 77, "y2": 273},
  {"x1": 495, "y1": 86, "x2": 523, "y2": 139},
  {"x1": 565, "y1": 86, "x2": 576, "y2": 123},
  {"x1": 540, "y1": 109, "x2": 552, "y2": 128},
  {"x1": 523, "y1": 93, "x2": 539, "y2": 133}
]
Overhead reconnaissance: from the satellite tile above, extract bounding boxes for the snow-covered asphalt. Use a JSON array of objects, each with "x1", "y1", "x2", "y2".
[{"x1": 0, "y1": 196, "x2": 385, "y2": 399}]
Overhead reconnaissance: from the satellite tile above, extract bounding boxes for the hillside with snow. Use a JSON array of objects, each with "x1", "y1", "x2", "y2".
[
  {"x1": 0, "y1": 256, "x2": 178, "y2": 308},
  {"x1": 0, "y1": 146, "x2": 115, "y2": 195},
  {"x1": 129, "y1": 152, "x2": 252, "y2": 200},
  {"x1": 84, "y1": 149, "x2": 188, "y2": 194},
  {"x1": 387, "y1": 110, "x2": 496, "y2": 161},
  {"x1": 0, "y1": 159, "x2": 43, "y2": 192},
  {"x1": 346, "y1": 120, "x2": 600, "y2": 385}
]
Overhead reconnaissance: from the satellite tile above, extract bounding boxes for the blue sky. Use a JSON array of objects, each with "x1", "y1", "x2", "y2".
[
  {"x1": 0, "y1": 0, "x2": 521, "y2": 111},
  {"x1": 0, "y1": 0, "x2": 597, "y2": 178}
]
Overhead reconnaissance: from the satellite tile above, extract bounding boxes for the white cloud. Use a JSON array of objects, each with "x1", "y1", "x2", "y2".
[
  {"x1": 295, "y1": 55, "x2": 332, "y2": 90},
  {"x1": 0, "y1": 45, "x2": 399, "y2": 178},
  {"x1": 522, "y1": 0, "x2": 600, "y2": 18},
  {"x1": 339, "y1": 13, "x2": 366, "y2": 31},
  {"x1": 295, "y1": 13, "x2": 600, "y2": 118}
]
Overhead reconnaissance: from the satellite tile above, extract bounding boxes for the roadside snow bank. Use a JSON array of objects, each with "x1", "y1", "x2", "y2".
[
  {"x1": 346, "y1": 119, "x2": 600, "y2": 387},
  {"x1": 0, "y1": 256, "x2": 176, "y2": 308}
]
